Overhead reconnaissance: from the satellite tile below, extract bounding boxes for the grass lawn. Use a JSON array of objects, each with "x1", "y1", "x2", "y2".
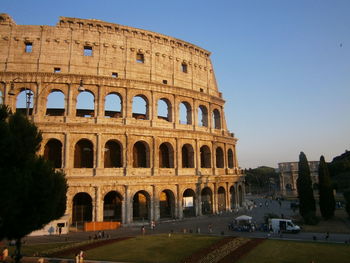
[
  {"x1": 7, "y1": 242, "x2": 77, "y2": 256},
  {"x1": 76, "y1": 234, "x2": 222, "y2": 263},
  {"x1": 237, "y1": 239, "x2": 350, "y2": 263}
]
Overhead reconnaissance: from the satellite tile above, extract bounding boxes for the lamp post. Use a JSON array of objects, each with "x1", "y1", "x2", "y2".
[{"x1": 8, "y1": 77, "x2": 84, "y2": 118}]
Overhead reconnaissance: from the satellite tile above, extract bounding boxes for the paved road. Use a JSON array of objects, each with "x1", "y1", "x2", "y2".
[{"x1": 23, "y1": 196, "x2": 350, "y2": 245}]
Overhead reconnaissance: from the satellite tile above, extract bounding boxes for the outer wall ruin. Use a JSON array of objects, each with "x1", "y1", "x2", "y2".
[{"x1": 0, "y1": 14, "x2": 245, "y2": 226}]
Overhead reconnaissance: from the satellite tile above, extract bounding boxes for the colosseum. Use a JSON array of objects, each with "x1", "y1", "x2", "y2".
[{"x1": 0, "y1": 14, "x2": 245, "y2": 227}]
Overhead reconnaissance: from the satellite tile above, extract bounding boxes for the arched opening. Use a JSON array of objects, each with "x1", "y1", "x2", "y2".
[
  {"x1": 16, "y1": 89, "x2": 34, "y2": 116},
  {"x1": 238, "y1": 185, "x2": 243, "y2": 207},
  {"x1": 200, "y1": 145, "x2": 211, "y2": 168},
  {"x1": 0, "y1": 90, "x2": 3, "y2": 105},
  {"x1": 159, "y1": 190, "x2": 175, "y2": 219},
  {"x1": 132, "y1": 95, "x2": 148, "y2": 120},
  {"x1": 198, "y1": 105, "x2": 208, "y2": 127},
  {"x1": 159, "y1": 142, "x2": 174, "y2": 168},
  {"x1": 133, "y1": 190, "x2": 150, "y2": 221},
  {"x1": 182, "y1": 144, "x2": 194, "y2": 168},
  {"x1": 44, "y1": 139, "x2": 62, "y2": 168},
  {"x1": 46, "y1": 90, "x2": 65, "y2": 116},
  {"x1": 133, "y1": 141, "x2": 149, "y2": 168},
  {"x1": 201, "y1": 187, "x2": 213, "y2": 215},
  {"x1": 228, "y1": 149, "x2": 234, "y2": 168},
  {"x1": 76, "y1": 91, "x2": 95, "y2": 117},
  {"x1": 105, "y1": 93, "x2": 122, "y2": 118},
  {"x1": 74, "y1": 139, "x2": 93, "y2": 168},
  {"x1": 104, "y1": 140, "x2": 122, "y2": 168},
  {"x1": 183, "y1": 189, "x2": 196, "y2": 217},
  {"x1": 179, "y1": 101, "x2": 192, "y2": 124},
  {"x1": 157, "y1": 98, "x2": 172, "y2": 122},
  {"x1": 213, "y1": 109, "x2": 221, "y2": 129},
  {"x1": 216, "y1": 147, "x2": 224, "y2": 168},
  {"x1": 103, "y1": 191, "x2": 123, "y2": 221},
  {"x1": 72, "y1": 193, "x2": 92, "y2": 224},
  {"x1": 229, "y1": 186, "x2": 236, "y2": 210},
  {"x1": 218, "y1": 187, "x2": 226, "y2": 212}
]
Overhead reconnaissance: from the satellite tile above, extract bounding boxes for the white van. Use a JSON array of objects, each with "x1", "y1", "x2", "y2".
[{"x1": 269, "y1": 218, "x2": 300, "y2": 233}]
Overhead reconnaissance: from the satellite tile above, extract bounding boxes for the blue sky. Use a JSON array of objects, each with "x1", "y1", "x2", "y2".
[{"x1": 2, "y1": 0, "x2": 350, "y2": 168}]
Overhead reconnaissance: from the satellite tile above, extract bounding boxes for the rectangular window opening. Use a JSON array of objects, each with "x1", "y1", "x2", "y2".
[
  {"x1": 54, "y1": 67, "x2": 61, "y2": 73},
  {"x1": 200, "y1": 88, "x2": 204, "y2": 92},
  {"x1": 162, "y1": 80, "x2": 168, "y2": 84},
  {"x1": 84, "y1": 46, "x2": 93, "y2": 56},
  {"x1": 136, "y1": 53, "x2": 144, "y2": 63},
  {"x1": 25, "y1": 42, "x2": 32, "y2": 53},
  {"x1": 112, "y1": 72, "x2": 118, "y2": 78}
]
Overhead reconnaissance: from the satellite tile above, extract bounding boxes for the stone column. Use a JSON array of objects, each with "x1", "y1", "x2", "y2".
[
  {"x1": 64, "y1": 132, "x2": 70, "y2": 169},
  {"x1": 196, "y1": 184, "x2": 202, "y2": 216},
  {"x1": 95, "y1": 133, "x2": 102, "y2": 169},
  {"x1": 95, "y1": 186, "x2": 103, "y2": 222},
  {"x1": 176, "y1": 184, "x2": 183, "y2": 219},
  {"x1": 66, "y1": 83, "x2": 74, "y2": 118},
  {"x1": 225, "y1": 182, "x2": 229, "y2": 211},
  {"x1": 123, "y1": 185, "x2": 132, "y2": 224},
  {"x1": 213, "y1": 183, "x2": 218, "y2": 214}
]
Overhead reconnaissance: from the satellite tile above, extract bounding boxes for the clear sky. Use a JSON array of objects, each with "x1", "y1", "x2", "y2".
[{"x1": 2, "y1": 0, "x2": 350, "y2": 168}]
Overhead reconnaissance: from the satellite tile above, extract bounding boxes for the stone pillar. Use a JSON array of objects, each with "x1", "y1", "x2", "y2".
[
  {"x1": 152, "y1": 185, "x2": 159, "y2": 221},
  {"x1": 176, "y1": 184, "x2": 183, "y2": 219},
  {"x1": 196, "y1": 184, "x2": 202, "y2": 216},
  {"x1": 195, "y1": 139, "x2": 200, "y2": 174},
  {"x1": 64, "y1": 132, "x2": 70, "y2": 169},
  {"x1": 213, "y1": 183, "x2": 218, "y2": 214},
  {"x1": 225, "y1": 182, "x2": 229, "y2": 211},
  {"x1": 66, "y1": 83, "x2": 74, "y2": 118},
  {"x1": 95, "y1": 133, "x2": 102, "y2": 169},
  {"x1": 123, "y1": 185, "x2": 132, "y2": 224},
  {"x1": 95, "y1": 186, "x2": 103, "y2": 222},
  {"x1": 175, "y1": 138, "x2": 179, "y2": 175}
]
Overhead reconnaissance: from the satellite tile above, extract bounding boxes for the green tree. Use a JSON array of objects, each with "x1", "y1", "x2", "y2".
[
  {"x1": 0, "y1": 105, "x2": 67, "y2": 263},
  {"x1": 318, "y1": 156, "x2": 335, "y2": 219},
  {"x1": 296, "y1": 152, "x2": 316, "y2": 224},
  {"x1": 344, "y1": 189, "x2": 350, "y2": 218}
]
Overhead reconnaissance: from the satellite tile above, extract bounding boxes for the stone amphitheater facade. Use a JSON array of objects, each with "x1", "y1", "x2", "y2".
[{"x1": 0, "y1": 14, "x2": 245, "y2": 226}]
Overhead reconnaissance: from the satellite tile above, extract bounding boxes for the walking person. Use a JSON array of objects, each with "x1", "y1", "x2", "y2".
[{"x1": 79, "y1": 250, "x2": 84, "y2": 263}]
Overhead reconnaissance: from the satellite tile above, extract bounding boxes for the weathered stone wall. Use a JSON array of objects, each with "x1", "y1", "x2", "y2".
[{"x1": 0, "y1": 14, "x2": 245, "y2": 226}]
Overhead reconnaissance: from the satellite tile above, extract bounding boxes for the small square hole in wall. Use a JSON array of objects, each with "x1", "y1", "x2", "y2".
[
  {"x1": 54, "y1": 67, "x2": 61, "y2": 73},
  {"x1": 84, "y1": 46, "x2": 93, "y2": 56},
  {"x1": 163, "y1": 80, "x2": 168, "y2": 84},
  {"x1": 200, "y1": 88, "x2": 204, "y2": 92},
  {"x1": 136, "y1": 53, "x2": 144, "y2": 63},
  {"x1": 112, "y1": 72, "x2": 118, "y2": 78},
  {"x1": 25, "y1": 42, "x2": 32, "y2": 53}
]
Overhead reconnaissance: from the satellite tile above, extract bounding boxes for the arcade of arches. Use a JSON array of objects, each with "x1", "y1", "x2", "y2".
[{"x1": 70, "y1": 184, "x2": 244, "y2": 224}]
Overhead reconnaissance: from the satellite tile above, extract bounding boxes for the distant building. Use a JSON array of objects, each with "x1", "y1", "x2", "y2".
[{"x1": 278, "y1": 161, "x2": 319, "y2": 195}]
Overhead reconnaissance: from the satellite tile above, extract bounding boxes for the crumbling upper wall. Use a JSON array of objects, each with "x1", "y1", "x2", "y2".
[{"x1": 0, "y1": 14, "x2": 220, "y2": 97}]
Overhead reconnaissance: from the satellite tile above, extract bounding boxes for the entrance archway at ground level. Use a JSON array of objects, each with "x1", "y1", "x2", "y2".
[
  {"x1": 103, "y1": 191, "x2": 123, "y2": 221},
  {"x1": 201, "y1": 187, "x2": 213, "y2": 215},
  {"x1": 229, "y1": 186, "x2": 236, "y2": 210},
  {"x1": 182, "y1": 189, "x2": 196, "y2": 217},
  {"x1": 159, "y1": 190, "x2": 175, "y2": 219},
  {"x1": 72, "y1": 192, "x2": 93, "y2": 224},
  {"x1": 238, "y1": 185, "x2": 243, "y2": 207},
  {"x1": 218, "y1": 186, "x2": 226, "y2": 212},
  {"x1": 133, "y1": 190, "x2": 150, "y2": 221}
]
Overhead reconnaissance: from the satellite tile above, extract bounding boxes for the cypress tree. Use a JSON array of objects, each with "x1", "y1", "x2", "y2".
[
  {"x1": 318, "y1": 156, "x2": 335, "y2": 219},
  {"x1": 297, "y1": 152, "x2": 316, "y2": 223}
]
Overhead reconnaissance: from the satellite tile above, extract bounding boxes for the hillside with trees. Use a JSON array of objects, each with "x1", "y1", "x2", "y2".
[{"x1": 245, "y1": 166, "x2": 279, "y2": 194}]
